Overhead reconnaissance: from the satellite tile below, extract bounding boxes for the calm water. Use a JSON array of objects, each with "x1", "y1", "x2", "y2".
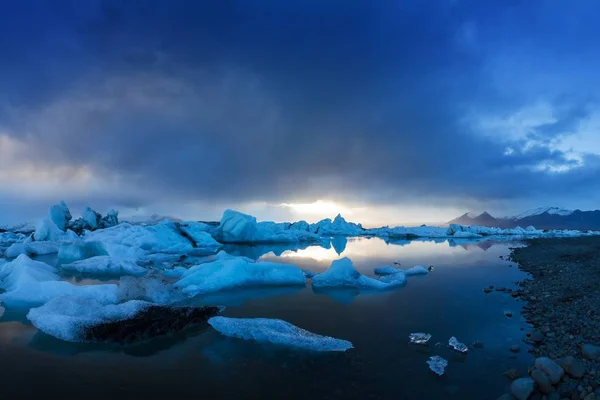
[{"x1": 0, "y1": 237, "x2": 532, "y2": 400}]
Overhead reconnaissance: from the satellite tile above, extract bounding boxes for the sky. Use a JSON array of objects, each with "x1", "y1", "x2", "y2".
[{"x1": 1, "y1": 0, "x2": 600, "y2": 226}]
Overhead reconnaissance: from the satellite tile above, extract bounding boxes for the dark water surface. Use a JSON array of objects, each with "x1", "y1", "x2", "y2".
[{"x1": 0, "y1": 237, "x2": 532, "y2": 400}]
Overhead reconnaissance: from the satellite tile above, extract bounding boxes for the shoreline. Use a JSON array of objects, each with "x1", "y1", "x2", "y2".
[{"x1": 502, "y1": 236, "x2": 600, "y2": 400}]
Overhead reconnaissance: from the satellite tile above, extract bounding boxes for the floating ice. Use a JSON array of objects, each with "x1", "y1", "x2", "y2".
[
  {"x1": 427, "y1": 355, "x2": 448, "y2": 376},
  {"x1": 175, "y1": 253, "x2": 306, "y2": 296},
  {"x1": 310, "y1": 214, "x2": 365, "y2": 236},
  {"x1": 178, "y1": 222, "x2": 218, "y2": 246},
  {"x1": 61, "y1": 255, "x2": 147, "y2": 276},
  {"x1": 409, "y1": 332, "x2": 432, "y2": 344},
  {"x1": 378, "y1": 271, "x2": 408, "y2": 287},
  {"x1": 208, "y1": 316, "x2": 353, "y2": 352},
  {"x1": 0, "y1": 254, "x2": 118, "y2": 308},
  {"x1": 49, "y1": 201, "x2": 72, "y2": 231},
  {"x1": 218, "y1": 209, "x2": 320, "y2": 243},
  {"x1": 404, "y1": 266, "x2": 429, "y2": 276},
  {"x1": 27, "y1": 296, "x2": 153, "y2": 342},
  {"x1": 312, "y1": 258, "x2": 405, "y2": 290},
  {"x1": 57, "y1": 240, "x2": 108, "y2": 263},
  {"x1": 449, "y1": 336, "x2": 468, "y2": 353},
  {"x1": 83, "y1": 221, "x2": 221, "y2": 254},
  {"x1": 34, "y1": 218, "x2": 78, "y2": 243}
]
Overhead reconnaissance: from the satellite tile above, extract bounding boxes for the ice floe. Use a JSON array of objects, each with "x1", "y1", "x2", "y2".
[
  {"x1": 310, "y1": 214, "x2": 365, "y2": 236},
  {"x1": 82, "y1": 221, "x2": 222, "y2": 254},
  {"x1": 217, "y1": 210, "x2": 320, "y2": 244},
  {"x1": 427, "y1": 355, "x2": 448, "y2": 376},
  {"x1": 0, "y1": 254, "x2": 118, "y2": 308},
  {"x1": 449, "y1": 336, "x2": 469, "y2": 353},
  {"x1": 312, "y1": 258, "x2": 406, "y2": 290},
  {"x1": 27, "y1": 295, "x2": 219, "y2": 343},
  {"x1": 409, "y1": 332, "x2": 432, "y2": 344},
  {"x1": 208, "y1": 316, "x2": 353, "y2": 351},
  {"x1": 174, "y1": 252, "x2": 306, "y2": 296}
]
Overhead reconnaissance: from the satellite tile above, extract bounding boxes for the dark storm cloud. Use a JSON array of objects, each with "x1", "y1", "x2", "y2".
[{"x1": 2, "y1": 0, "x2": 600, "y2": 215}]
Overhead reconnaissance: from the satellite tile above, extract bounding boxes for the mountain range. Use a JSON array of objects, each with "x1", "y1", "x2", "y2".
[{"x1": 448, "y1": 207, "x2": 600, "y2": 231}]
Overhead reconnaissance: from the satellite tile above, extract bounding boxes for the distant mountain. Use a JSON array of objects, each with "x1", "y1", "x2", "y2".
[
  {"x1": 449, "y1": 208, "x2": 600, "y2": 231},
  {"x1": 510, "y1": 207, "x2": 574, "y2": 220},
  {"x1": 448, "y1": 212, "x2": 510, "y2": 228}
]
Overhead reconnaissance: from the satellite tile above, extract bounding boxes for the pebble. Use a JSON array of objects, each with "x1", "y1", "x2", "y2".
[
  {"x1": 558, "y1": 356, "x2": 587, "y2": 378},
  {"x1": 582, "y1": 345, "x2": 600, "y2": 361}
]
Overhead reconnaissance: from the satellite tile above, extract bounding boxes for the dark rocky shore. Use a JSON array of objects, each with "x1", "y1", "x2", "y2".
[{"x1": 499, "y1": 236, "x2": 600, "y2": 400}]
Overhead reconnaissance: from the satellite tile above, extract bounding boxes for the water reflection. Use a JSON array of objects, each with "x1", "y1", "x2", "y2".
[{"x1": 331, "y1": 236, "x2": 348, "y2": 255}]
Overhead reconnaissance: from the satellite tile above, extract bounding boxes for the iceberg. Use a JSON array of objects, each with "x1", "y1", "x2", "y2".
[
  {"x1": 449, "y1": 336, "x2": 468, "y2": 353},
  {"x1": 69, "y1": 207, "x2": 120, "y2": 233},
  {"x1": 208, "y1": 316, "x2": 353, "y2": 352},
  {"x1": 0, "y1": 254, "x2": 118, "y2": 308},
  {"x1": 312, "y1": 258, "x2": 405, "y2": 290},
  {"x1": 27, "y1": 296, "x2": 150, "y2": 342},
  {"x1": 427, "y1": 355, "x2": 448, "y2": 376},
  {"x1": 409, "y1": 332, "x2": 432, "y2": 344},
  {"x1": 57, "y1": 240, "x2": 108, "y2": 263},
  {"x1": 5, "y1": 241, "x2": 60, "y2": 258},
  {"x1": 49, "y1": 201, "x2": 72, "y2": 231},
  {"x1": 27, "y1": 296, "x2": 222, "y2": 343},
  {"x1": 33, "y1": 218, "x2": 78, "y2": 243},
  {"x1": 310, "y1": 214, "x2": 365, "y2": 236},
  {"x1": 82, "y1": 221, "x2": 221, "y2": 254},
  {"x1": 218, "y1": 209, "x2": 320, "y2": 244},
  {"x1": 82, "y1": 206, "x2": 101, "y2": 229},
  {"x1": 178, "y1": 221, "x2": 219, "y2": 247},
  {"x1": 174, "y1": 253, "x2": 306, "y2": 296},
  {"x1": 61, "y1": 255, "x2": 147, "y2": 276}
]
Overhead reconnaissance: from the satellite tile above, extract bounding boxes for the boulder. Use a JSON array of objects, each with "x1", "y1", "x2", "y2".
[
  {"x1": 535, "y1": 357, "x2": 564, "y2": 384},
  {"x1": 510, "y1": 378, "x2": 535, "y2": 400},
  {"x1": 557, "y1": 356, "x2": 586, "y2": 378},
  {"x1": 531, "y1": 369, "x2": 553, "y2": 394}
]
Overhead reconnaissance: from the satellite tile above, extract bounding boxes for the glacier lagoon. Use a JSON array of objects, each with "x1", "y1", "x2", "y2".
[{"x1": 0, "y1": 237, "x2": 532, "y2": 399}]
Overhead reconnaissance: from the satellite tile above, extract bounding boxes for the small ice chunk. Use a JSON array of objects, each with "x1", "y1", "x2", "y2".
[
  {"x1": 409, "y1": 332, "x2": 432, "y2": 344},
  {"x1": 375, "y1": 265, "x2": 428, "y2": 277},
  {"x1": 449, "y1": 336, "x2": 468, "y2": 353},
  {"x1": 404, "y1": 266, "x2": 429, "y2": 276},
  {"x1": 208, "y1": 316, "x2": 353, "y2": 352},
  {"x1": 427, "y1": 355, "x2": 448, "y2": 376}
]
